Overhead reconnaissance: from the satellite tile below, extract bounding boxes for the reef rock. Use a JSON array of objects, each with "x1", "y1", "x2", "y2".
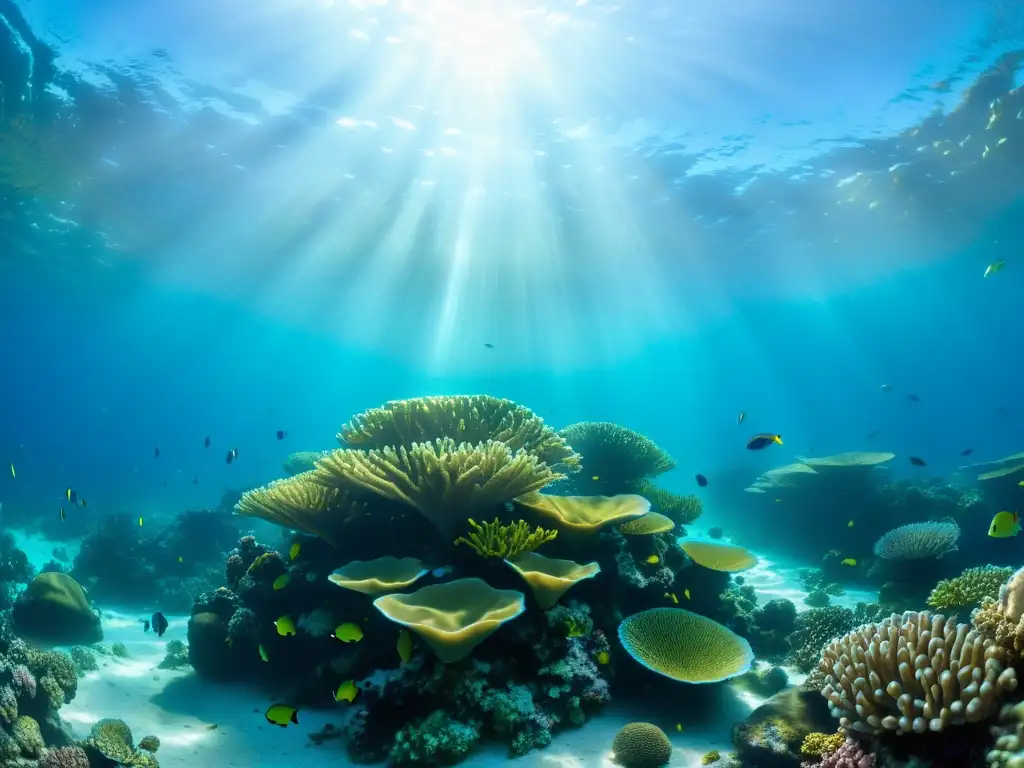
[
  {"x1": 732, "y1": 688, "x2": 833, "y2": 768},
  {"x1": 12, "y1": 573, "x2": 102, "y2": 645}
]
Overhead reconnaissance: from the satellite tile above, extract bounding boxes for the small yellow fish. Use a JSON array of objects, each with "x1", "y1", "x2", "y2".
[
  {"x1": 675, "y1": 724, "x2": 683, "y2": 732},
  {"x1": 177, "y1": 556, "x2": 184, "y2": 563},
  {"x1": 565, "y1": 617, "x2": 586, "y2": 638},
  {"x1": 1017, "y1": 481, "x2": 1024, "y2": 488},
  {"x1": 275, "y1": 616, "x2": 297, "y2": 637},
  {"x1": 664, "y1": 592, "x2": 678, "y2": 604},
  {"x1": 645, "y1": 555, "x2": 660, "y2": 565},
  {"x1": 272, "y1": 574, "x2": 289, "y2": 591},
  {"x1": 138, "y1": 516, "x2": 144, "y2": 527},
  {"x1": 596, "y1": 651, "x2": 610, "y2": 665},
  {"x1": 775, "y1": 499, "x2": 782, "y2": 503},
  {"x1": 397, "y1": 629, "x2": 413, "y2": 663},
  {"x1": 265, "y1": 703, "x2": 298, "y2": 727},
  {"x1": 289, "y1": 542, "x2": 300, "y2": 561},
  {"x1": 258, "y1": 644, "x2": 269, "y2": 662},
  {"x1": 841, "y1": 558, "x2": 857, "y2": 567},
  {"x1": 332, "y1": 623, "x2": 364, "y2": 643},
  {"x1": 985, "y1": 260, "x2": 1006, "y2": 278},
  {"x1": 334, "y1": 679, "x2": 359, "y2": 703},
  {"x1": 9, "y1": 463, "x2": 14, "y2": 478},
  {"x1": 684, "y1": 589, "x2": 691, "y2": 600},
  {"x1": 847, "y1": 520, "x2": 854, "y2": 528},
  {"x1": 989, "y1": 510, "x2": 1020, "y2": 539},
  {"x1": 591, "y1": 475, "x2": 600, "y2": 481}
]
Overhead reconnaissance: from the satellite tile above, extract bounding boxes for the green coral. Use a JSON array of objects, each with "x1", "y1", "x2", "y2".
[
  {"x1": 158, "y1": 640, "x2": 190, "y2": 670},
  {"x1": 804, "y1": 590, "x2": 830, "y2": 608},
  {"x1": 454, "y1": 518, "x2": 558, "y2": 559},
  {"x1": 628, "y1": 479, "x2": 703, "y2": 524},
  {"x1": 246, "y1": 551, "x2": 285, "y2": 576},
  {"x1": 111, "y1": 642, "x2": 129, "y2": 658},
  {"x1": 927, "y1": 565, "x2": 1013, "y2": 611},
  {"x1": 138, "y1": 735, "x2": 161, "y2": 752},
  {"x1": 70, "y1": 646, "x2": 98, "y2": 676},
  {"x1": 0, "y1": 731, "x2": 18, "y2": 762},
  {"x1": 22, "y1": 649, "x2": 78, "y2": 709},
  {"x1": 702, "y1": 751, "x2": 721, "y2": 765},
  {"x1": 559, "y1": 422, "x2": 675, "y2": 484},
  {"x1": 12, "y1": 715, "x2": 43, "y2": 757},
  {"x1": 546, "y1": 602, "x2": 593, "y2": 639},
  {"x1": 388, "y1": 711, "x2": 480, "y2": 766},
  {"x1": 88, "y1": 718, "x2": 135, "y2": 763}
]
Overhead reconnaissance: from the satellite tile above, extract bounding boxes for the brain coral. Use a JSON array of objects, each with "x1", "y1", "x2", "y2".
[
  {"x1": 927, "y1": 565, "x2": 1014, "y2": 611},
  {"x1": 820, "y1": 610, "x2": 1017, "y2": 734},
  {"x1": 618, "y1": 607, "x2": 754, "y2": 683},
  {"x1": 611, "y1": 722, "x2": 672, "y2": 768},
  {"x1": 872, "y1": 521, "x2": 960, "y2": 561}
]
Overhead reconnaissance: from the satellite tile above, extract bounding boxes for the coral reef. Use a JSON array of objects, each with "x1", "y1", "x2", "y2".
[
  {"x1": 626, "y1": 480, "x2": 703, "y2": 525},
  {"x1": 388, "y1": 711, "x2": 480, "y2": 766},
  {"x1": 558, "y1": 421, "x2": 674, "y2": 485},
  {"x1": 733, "y1": 688, "x2": 834, "y2": 766},
  {"x1": 802, "y1": 738, "x2": 875, "y2": 768},
  {"x1": 973, "y1": 565, "x2": 1024, "y2": 665},
  {"x1": 454, "y1": 518, "x2": 558, "y2": 559},
  {"x1": 819, "y1": 610, "x2": 1017, "y2": 733},
  {"x1": 0, "y1": 532, "x2": 34, "y2": 611},
  {"x1": 788, "y1": 606, "x2": 857, "y2": 673}
]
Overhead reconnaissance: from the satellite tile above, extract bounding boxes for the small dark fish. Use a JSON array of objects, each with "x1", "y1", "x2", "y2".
[
  {"x1": 695, "y1": 474, "x2": 708, "y2": 487},
  {"x1": 909, "y1": 456, "x2": 927, "y2": 466},
  {"x1": 746, "y1": 433, "x2": 783, "y2": 451},
  {"x1": 154, "y1": 447, "x2": 160, "y2": 459},
  {"x1": 708, "y1": 526, "x2": 723, "y2": 539},
  {"x1": 152, "y1": 612, "x2": 169, "y2": 637},
  {"x1": 192, "y1": 476, "x2": 199, "y2": 485},
  {"x1": 59, "y1": 507, "x2": 65, "y2": 522},
  {"x1": 961, "y1": 448, "x2": 973, "y2": 456},
  {"x1": 141, "y1": 619, "x2": 151, "y2": 633},
  {"x1": 226, "y1": 448, "x2": 236, "y2": 465},
  {"x1": 204, "y1": 436, "x2": 210, "y2": 448},
  {"x1": 907, "y1": 394, "x2": 920, "y2": 403},
  {"x1": 276, "y1": 430, "x2": 286, "y2": 440},
  {"x1": 737, "y1": 412, "x2": 745, "y2": 425},
  {"x1": 484, "y1": 343, "x2": 494, "y2": 349}
]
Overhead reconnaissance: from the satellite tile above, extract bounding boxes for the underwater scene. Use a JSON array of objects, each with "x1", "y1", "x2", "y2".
[{"x1": 3, "y1": 0, "x2": 1024, "y2": 767}]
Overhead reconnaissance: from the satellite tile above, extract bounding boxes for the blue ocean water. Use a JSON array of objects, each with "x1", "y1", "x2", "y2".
[{"x1": 1, "y1": 0, "x2": 1024, "y2": 766}]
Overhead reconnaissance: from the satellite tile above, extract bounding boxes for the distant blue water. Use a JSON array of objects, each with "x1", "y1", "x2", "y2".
[{"x1": 0, "y1": 0, "x2": 1022, "y2": 536}]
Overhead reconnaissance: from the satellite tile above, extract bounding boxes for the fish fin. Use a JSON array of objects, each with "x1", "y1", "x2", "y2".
[{"x1": 290, "y1": 710, "x2": 299, "y2": 724}]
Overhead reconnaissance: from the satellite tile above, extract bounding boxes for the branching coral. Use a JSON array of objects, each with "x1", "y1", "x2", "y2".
[
  {"x1": 314, "y1": 439, "x2": 561, "y2": 534},
  {"x1": 627, "y1": 479, "x2": 703, "y2": 525},
  {"x1": 872, "y1": 521, "x2": 960, "y2": 561},
  {"x1": 819, "y1": 610, "x2": 1017, "y2": 733},
  {"x1": 559, "y1": 422, "x2": 675, "y2": 483},
  {"x1": 234, "y1": 472, "x2": 359, "y2": 547},
  {"x1": 800, "y1": 731, "x2": 845, "y2": 757},
  {"x1": 339, "y1": 395, "x2": 580, "y2": 471},
  {"x1": 455, "y1": 518, "x2": 558, "y2": 559},
  {"x1": 927, "y1": 565, "x2": 1013, "y2": 611}
]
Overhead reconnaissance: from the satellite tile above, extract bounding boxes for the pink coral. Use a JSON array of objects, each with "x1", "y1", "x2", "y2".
[
  {"x1": 40, "y1": 746, "x2": 90, "y2": 768},
  {"x1": 12, "y1": 665, "x2": 36, "y2": 699},
  {"x1": 803, "y1": 739, "x2": 875, "y2": 768}
]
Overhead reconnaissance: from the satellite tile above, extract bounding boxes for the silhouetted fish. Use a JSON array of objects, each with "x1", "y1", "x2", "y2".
[
  {"x1": 141, "y1": 619, "x2": 150, "y2": 633},
  {"x1": 276, "y1": 430, "x2": 287, "y2": 440},
  {"x1": 154, "y1": 447, "x2": 160, "y2": 459},
  {"x1": 961, "y1": 448, "x2": 973, "y2": 456},
  {"x1": 909, "y1": 456, "x2": 927, "y2": 466},
  {"x1": 484, "y1": 343, "x2": 494, "y2": 349},
  {"x1": 907, "y1": 394, "x2": 920, "y2": 403},
  {"x1": 695, "y1": 474, "x2": 708, "y2": 487},
  {"x1": 204, "y1": 436, "x2": 210, "y2": 448},
  {"x1": 152, "y1": 612, "x2": 168, "y2": 637}
]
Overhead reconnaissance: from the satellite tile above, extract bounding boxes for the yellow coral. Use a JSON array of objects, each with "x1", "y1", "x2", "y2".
[
  {"x1": 618, "y1": 511, "x2": 675, "y2": 535},
  {"x1": 515, "y1": 492, "x2": 650, "y2": 533},
  {"x1": 680, "y1": 539, "x2": 758, "y2": 573},
  {"x1": 800, "y1": 731, "x2": 844, "y2": 757},
  {"x1": 702, "y1": 751, "x2": 721, "y2": 765},
  {"x1": 927, "y1": 565, "x2": 1013, "y2": 611},
  {"x1": 454, "y1": 518, "x2": 557, "y2": 559},
  {"x1": 313, "y1": 439, "x2": 560, "y2": 534},
  {"x1": 618, "y1": 607, "x2": 754, "y2": 683},
  {"x1": 235, "y1": 472, "x2": 367, "y2": 547},
  {"x1": 338, "y1": 395, "x2": 580, "y2": 471},
  {"x1": 504, "y1": 552, "x2": 600, "y2": 609}
]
